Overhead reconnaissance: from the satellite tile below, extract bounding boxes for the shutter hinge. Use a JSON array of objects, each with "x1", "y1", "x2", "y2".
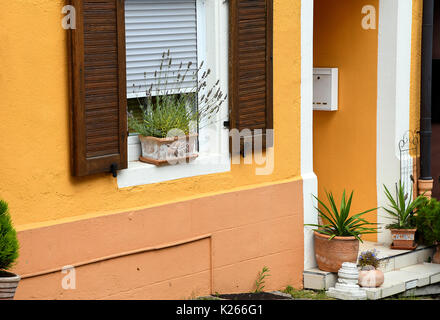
[
  {"x1": 110, "y1": 163, "x2": 118, "y2": 178},
  {"x1": 223, "y1": 120, "x2": 230, "y2": 129}
]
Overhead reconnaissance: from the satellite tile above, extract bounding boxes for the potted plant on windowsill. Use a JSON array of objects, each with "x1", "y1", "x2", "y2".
[
  {"x1": 0, "y1": 200, "x2": 20, "y2": 300},
  {"x1": 128, "y1": 50, "x2": 227, "y2": 166},
  {"x1": 414, "y1": 197, "x2": 440, "y2": 263},
  {"x1": 305, "y1": 190, "x2": 378, "y2": 273},
  {"x1": 383, "y1": 180, "x2": 426, "y2": 250}
]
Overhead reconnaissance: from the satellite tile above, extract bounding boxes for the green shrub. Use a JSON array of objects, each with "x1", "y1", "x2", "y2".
[
  {"x1": 0, "y1": 200, "x2": 19, "y2": 271},
  {"x1": 415, "y1": 197, "x2": 440, "y2": 245}
]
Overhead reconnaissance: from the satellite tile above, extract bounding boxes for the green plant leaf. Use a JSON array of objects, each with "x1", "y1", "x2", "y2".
[{"x1": 307, "y1": 191, "x2": 378, "y2": 238}]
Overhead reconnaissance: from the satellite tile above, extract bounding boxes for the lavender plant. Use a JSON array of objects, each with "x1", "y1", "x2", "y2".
[
  {"x1": 128, "y1": 50, "x2": 228, "y2": 138},
  {"x1": 357, "y1": 249, "x2": 380, "y2": 270}
]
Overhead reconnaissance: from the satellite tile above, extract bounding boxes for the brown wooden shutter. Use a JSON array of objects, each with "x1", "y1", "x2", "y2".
[
  {"x1": 69, "y1": 0, "x2": 128, "y2": 176},
  {"x1": 229, "y1": 0, "x2": 273, "y2": 150}
]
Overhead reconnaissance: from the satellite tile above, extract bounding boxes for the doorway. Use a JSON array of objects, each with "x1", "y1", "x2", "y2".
[{"x1": 431, "y1": 0, "x2": 440, "y2": 199}]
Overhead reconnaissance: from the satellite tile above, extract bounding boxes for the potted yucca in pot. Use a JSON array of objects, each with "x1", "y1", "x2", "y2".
[
  {"x1": 0, "y1": 200, "x2": 20, "y2": 300},
  {"x1": 414, "y1": 197, "x2": 440, "y2": 263},
  {"x1": 383, "y1": 180, "x2": 426, "y2": 250},
  {"x1": 305, "y1": 190, "x2": 378, "y2": 272},
  {"x1": 128, "y1": 50, "x2": 227, "y2": 166}
]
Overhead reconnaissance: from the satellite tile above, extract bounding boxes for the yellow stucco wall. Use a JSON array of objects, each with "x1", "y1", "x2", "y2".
[
  {"x1": 313, "y1": 0, "x2": 379, "y2": 241},
  {"x1": 410, "y1": 0, "x2": 423, "y2": 135},
  {"x1": 0, "y1": 0, "x2": 302, "y2": 229}
]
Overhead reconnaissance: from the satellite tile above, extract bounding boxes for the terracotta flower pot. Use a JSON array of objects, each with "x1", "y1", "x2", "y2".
[
  {"x1": 433, "y1": 244, "x2": 440, "y2": 264},
  {"x1": 390, "y1": 228, "x2": 417, "y2": 250},
  {"x1": 358, "y1": 268, "x2": 384, "y2": 288},
  {"x1": 138, "y1": 133, "x2": 198, "y2": 166},
  {"x1": 313, "y1": 231, "x2": 360, "y2": 273},
  {"x1": 0, "y1": 271, "x2": 20, "y2": 300}
]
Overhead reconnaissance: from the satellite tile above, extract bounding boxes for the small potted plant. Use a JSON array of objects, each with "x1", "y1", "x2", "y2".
[
  {"x1": 357, "y1": 249, "x2": 384, "y2": 287},
  {"x1": 128, "y1": 50, "x2": 227, "y2": 166},
  {"x1": 0, "y1": 200, "x2": 20, "y2": 300},
  {"x1": 305, "y1": 190, "x2": 378, "y2": 272},
  {"x1": 414, "y1": 197, "x2": 440, "y2": 263},
  {"x1": 383, "y1": 180, "x2": 426, "y2": 250}
]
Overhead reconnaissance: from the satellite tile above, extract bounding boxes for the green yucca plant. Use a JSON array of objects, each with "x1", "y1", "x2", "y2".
[
  {"x1": 383, "y1": 180, "x2": 426, "y2": 229},
  {"x1": 305, "y1": 190, "x2": 378, "y2": 242},
  {"x1": 0, "y1": 200, "x2": 19, "y2": 271}
]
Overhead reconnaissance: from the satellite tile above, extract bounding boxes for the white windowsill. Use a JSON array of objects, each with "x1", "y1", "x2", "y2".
[{"x1": 117, "y1": 153, "x2": 231, "y2": 188}]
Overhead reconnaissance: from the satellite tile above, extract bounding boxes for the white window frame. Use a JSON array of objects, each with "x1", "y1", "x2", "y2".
[{"x1": 117, "y1": 0, "x2": 230, "y2": 188}]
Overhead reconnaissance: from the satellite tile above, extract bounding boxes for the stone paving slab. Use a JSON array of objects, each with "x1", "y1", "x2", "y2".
[
  {"x1": 400, "y1": 263, "x2": 440, "y2": 287},
  {"x1": 303, "y1": 268, "x2": 338, "y2": 290},
  {"x1": 364, "y1": 270, "x2": 418, "y2": 300},
  {"x1": 304, "y1": 243, "x2": 435, "y2": 291},
  {"x1": 361, "y1": 263, "x2": 440, "y2": 300}
]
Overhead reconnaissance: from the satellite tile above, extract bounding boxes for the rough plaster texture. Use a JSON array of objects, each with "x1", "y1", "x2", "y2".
[
  {"x1": 13, "y1": 181, "x2": 304, "y2": 299},
  {"x1": 313, "y1": 0, "x2": 379, "y2": 242},
  {"x1": 0, "y1": 0, "x2": 304, "y2": 300},
  {"x1": 0, "y1": 0, "x2": 302, "y2": 229},
  {"x1": 410, "y1": 0, "x2": 423, "y2": 135}
]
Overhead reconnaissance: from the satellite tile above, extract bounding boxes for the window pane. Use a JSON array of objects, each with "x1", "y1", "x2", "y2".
[{"x1": 125, "y1": 0, "x2": 198, "y2": 98}]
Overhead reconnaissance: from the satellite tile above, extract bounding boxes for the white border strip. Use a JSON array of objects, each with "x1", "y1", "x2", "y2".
[
  {"x1": 301, "y1": 0, "x2": 318, "y2": 269},
  {"x1": 376, "y1": 0, "x2": 413, "y2": 244}
]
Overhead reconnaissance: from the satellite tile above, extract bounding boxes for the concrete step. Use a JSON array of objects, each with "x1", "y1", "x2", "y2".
[
  {"x1": 364, "y1": 263, "x2": 440, "y2": 300},
  {"x1": 303, "y1": 242, "x2": 435, "y2": 291},
  {"x1": 403, "y1": 283, "x2": 440, "y2": 297}
]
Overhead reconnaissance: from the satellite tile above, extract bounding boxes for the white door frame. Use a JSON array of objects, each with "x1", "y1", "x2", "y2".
[
  {"x1": 301, "y1": 0, "x2": 318, "y2": 270},
  {"x1": 376, "y1": 0, "x2": 413, "y2": 244}
]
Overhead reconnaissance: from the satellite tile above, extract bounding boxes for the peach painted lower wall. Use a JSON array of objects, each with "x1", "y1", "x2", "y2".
[{"x1": 12, "y1": 179, "x2": 304, "y2": 300}]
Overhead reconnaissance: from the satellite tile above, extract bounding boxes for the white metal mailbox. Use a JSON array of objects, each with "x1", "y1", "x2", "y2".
[{"x1": 313, "y1": 68, "x2": 338, "y2": 111}]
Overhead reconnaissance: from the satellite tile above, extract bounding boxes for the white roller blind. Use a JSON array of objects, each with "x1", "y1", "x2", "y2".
[{"x1": 125, "y1": 0, "x2": 199, "y2": 98}]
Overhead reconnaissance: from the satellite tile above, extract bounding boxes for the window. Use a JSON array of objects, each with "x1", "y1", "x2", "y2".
[
  {"x1": 125, "y1": 0, "x2": 200, "y2": 99},
  {"x1": 68, "y1": 0, "x2": 273, "y2": 185},
  {"x1": 121, "y1": 0, "x2": 231, "y2": 187}
]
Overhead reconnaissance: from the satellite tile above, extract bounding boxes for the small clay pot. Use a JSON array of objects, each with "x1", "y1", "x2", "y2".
[
  {"x1": 313, "y1": 231, "x2": 359, "y2": 272},
  {"x1": 390, "y1": 228, "x2": 417, "y2": 250},
  {"x1": 358, "y1": 268, "x2": 384, "y2": 288},
  {"x1": 433, "y1": 244, "x2": 440, "y2": 264}
]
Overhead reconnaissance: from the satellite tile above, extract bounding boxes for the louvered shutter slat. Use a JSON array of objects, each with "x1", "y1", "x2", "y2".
[
  {"x1": 70, "y1": 0, "x2": 128, "y2": 176},
  {"x1": 125, "y1": 0, "x2": 198, "y2": 98},
  {"x1": 229, "y1": 0, "x2": 273, "y2": 149}
]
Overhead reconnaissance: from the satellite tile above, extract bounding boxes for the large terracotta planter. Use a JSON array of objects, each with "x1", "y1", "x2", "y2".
[
  {"x1": 313, "y1": 231, "x2": 360, "y2": 272},
  {"x1": 0, "y1": 271, "x2": 20, "y2": 300},
  {"x1": 390, "y1": 228, "x2": 417, "y2": 250},
  {"x1": 358, "y1": 269, "x2": 384, "y2": 288},
  {"x1": 139, "y1": 133, "x2": 198, "y2": 166}
]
